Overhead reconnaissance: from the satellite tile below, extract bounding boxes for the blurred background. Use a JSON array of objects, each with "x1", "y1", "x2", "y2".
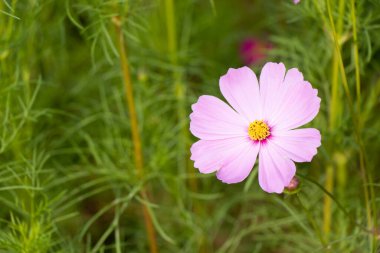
[{"x1": 1, "y1": 0, "x2": 380, "y2": 252}]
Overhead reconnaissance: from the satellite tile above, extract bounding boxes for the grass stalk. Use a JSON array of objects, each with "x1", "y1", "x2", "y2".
[
  {"x1": 163, "y1": 1, "x2": 206, "y2": 250},
  {"x1": 350, "y1": 0, "x2": 361, "y2": 113},
  {"x1": 164, "y1": 0, "x2": 199, "y2": 203},
  {"x1": 350, "y1": 1, "x2": 377, "y2": 250},
  {"x1": 325, "y1": 0, "x2": 354, "y2": 111},
  {"x1": 350, "y1": 0, "x2": 378, "y2": 250},
  {"x1": 326, "y1": 0, "x2": 374, "y2": 250},
  {"x1": 328, "y1": 0, "x2": 345, "y2": 131},
  {"x1": 323, "y1": 0, "x2": 345, "y2": 241},
  {"x1": 164, "y1": 0, "x2": 186, "y2": 168},
  {"x1": 165, "y1": 0, "x2": 177, "y2": 65},
  {"x1": 112, "y1": 16, "x2": 158, "y2": 253},
  {"x1": 335, "y1": 152, "x2": 348, "y2": 250},
  {"x1": 322, "y1": 165, "x2": 334, "y2": 240}
]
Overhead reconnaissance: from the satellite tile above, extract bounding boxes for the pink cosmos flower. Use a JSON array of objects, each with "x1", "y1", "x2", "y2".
[
  {"x1": 239, "y1": 38, "x2": 272, "y2": 65},
  {"x1": 189, "y1": 63, "x2": 321, "y2": 193},
  {"x1": 293, "y1": 0, "x2": 301, "y2": 4}
]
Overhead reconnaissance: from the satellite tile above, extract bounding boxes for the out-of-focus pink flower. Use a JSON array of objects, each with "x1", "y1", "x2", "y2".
[
  {"x1": 239, "y1": 38, "x2": 272, "y2": 66},
  {"x1": 293, "y1": 0, "x2": 301, "y2": 4},
  {"x1": 189, "y1": 63, "x2": 321, "y2": 193}
]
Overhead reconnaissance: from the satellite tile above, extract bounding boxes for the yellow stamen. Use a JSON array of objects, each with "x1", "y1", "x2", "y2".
[{"x1": 248, "y1": 120, "x2": 270, "y2": 141}]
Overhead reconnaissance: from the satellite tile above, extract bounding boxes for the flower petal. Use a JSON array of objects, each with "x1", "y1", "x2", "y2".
[
  {"x1": 219, "y1": 67, "x2": 261, "y2": 121},
  {"x1": 263, "y1": 67, "x2": 320, "y2": 130},
  {"x1": 259, "y1": 62, "x2": 286, "y2": 120},
  {"x1": 190, "y1": 95, "x2": 248, "y2": 140},
  {"x1": 258, "y1": 141, "x2": 296, "y2": 193},
  {"x1": 216, "y1": 141, "x2": 259, "y2": 183},
  {"x1": 271, "y1": 128, "x2": 321, "y2": 162},
  {"x1": 190, "y1": 137, "x2": 252, "y2": 174}
]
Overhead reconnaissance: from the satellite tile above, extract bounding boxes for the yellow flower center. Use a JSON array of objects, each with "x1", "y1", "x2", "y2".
[{"x1": 248, "y1": 120, "x2": 270, "y2": 141}]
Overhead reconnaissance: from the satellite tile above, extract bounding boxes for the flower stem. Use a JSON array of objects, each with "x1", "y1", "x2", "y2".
[
  {"x1": 328, "y1": 0, "x2": 345, "y2": 131},
  {"x1": 350, "y1": 0, "x2": 377, "y2": 250},
  {"x1": 164, "y1": 0, "x2": 186, "y2": 170},
  {"x1": 322, "y1": 165, "x2": 334, "y2": 239},
  {"x1": 326, "y1": 0, "x2": 374, "y2": 250},
  {"x1": 164, "y1": 0, "x2": 199, "y2": 206},
  {"x1": 350, "y1": 0, "x2": 361, "y2": 113},
  {"x1": 112, "y1": 16, "x2": 158, "y2": 253},
  {"x1": 325, "y1": 0, "x2": 354, "y2": 111},
  {"x1": 323, "y1": 0, "x2": 345, "y2": 241},
  {"x1": 165, "y1": 0, "x2": 177, "y2": 65}
]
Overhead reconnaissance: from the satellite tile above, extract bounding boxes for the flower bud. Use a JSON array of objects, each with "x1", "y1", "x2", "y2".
[{"x1": 284, "y1": 176, "x2": 301, "y2": 194}]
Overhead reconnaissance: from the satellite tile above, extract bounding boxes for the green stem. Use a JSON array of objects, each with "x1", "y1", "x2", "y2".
[
  {"x1": 350, "y1": 0, "x2": 377, "y2": 251},
  {"x1": 328, "y1": 0, "x2": 345, "y2": 131},
  {"x1": 165, "y1": 0, "x2": 177, "y2": 65},
  {"x1": 322, "y1": 165, "x2": 334, "y2": 240},
  {"x1": 325, "y1": 0, "x2": 354, "y2": 111},
  {"x1": 164, "y1": 1, "x2": 205, "y2": 250},
  {"x1": 325, "y1": 1, "x2": 373, "y2": 249},
  {"x1": 164, "y1": 0, "x2": 198, "y2": 200},
  {"x1": 335, "y1": 152, "x2": 348, "y2": 250},
  {"x1": 350, "y1": 0, "x2": 361, "y2": 113},
  {"x1": 324, "y1": 0, "x2": 345, "y2": 242}
]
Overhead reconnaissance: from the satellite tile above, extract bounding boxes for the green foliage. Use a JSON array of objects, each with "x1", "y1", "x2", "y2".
[{"x1": 0, "y1": 0, "x2": 380, "y2": 252}]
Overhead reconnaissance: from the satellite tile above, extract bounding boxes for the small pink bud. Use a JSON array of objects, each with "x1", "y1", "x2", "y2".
[{"x1": 284, "y1": 176, "x2": 301, "y2": 194}]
